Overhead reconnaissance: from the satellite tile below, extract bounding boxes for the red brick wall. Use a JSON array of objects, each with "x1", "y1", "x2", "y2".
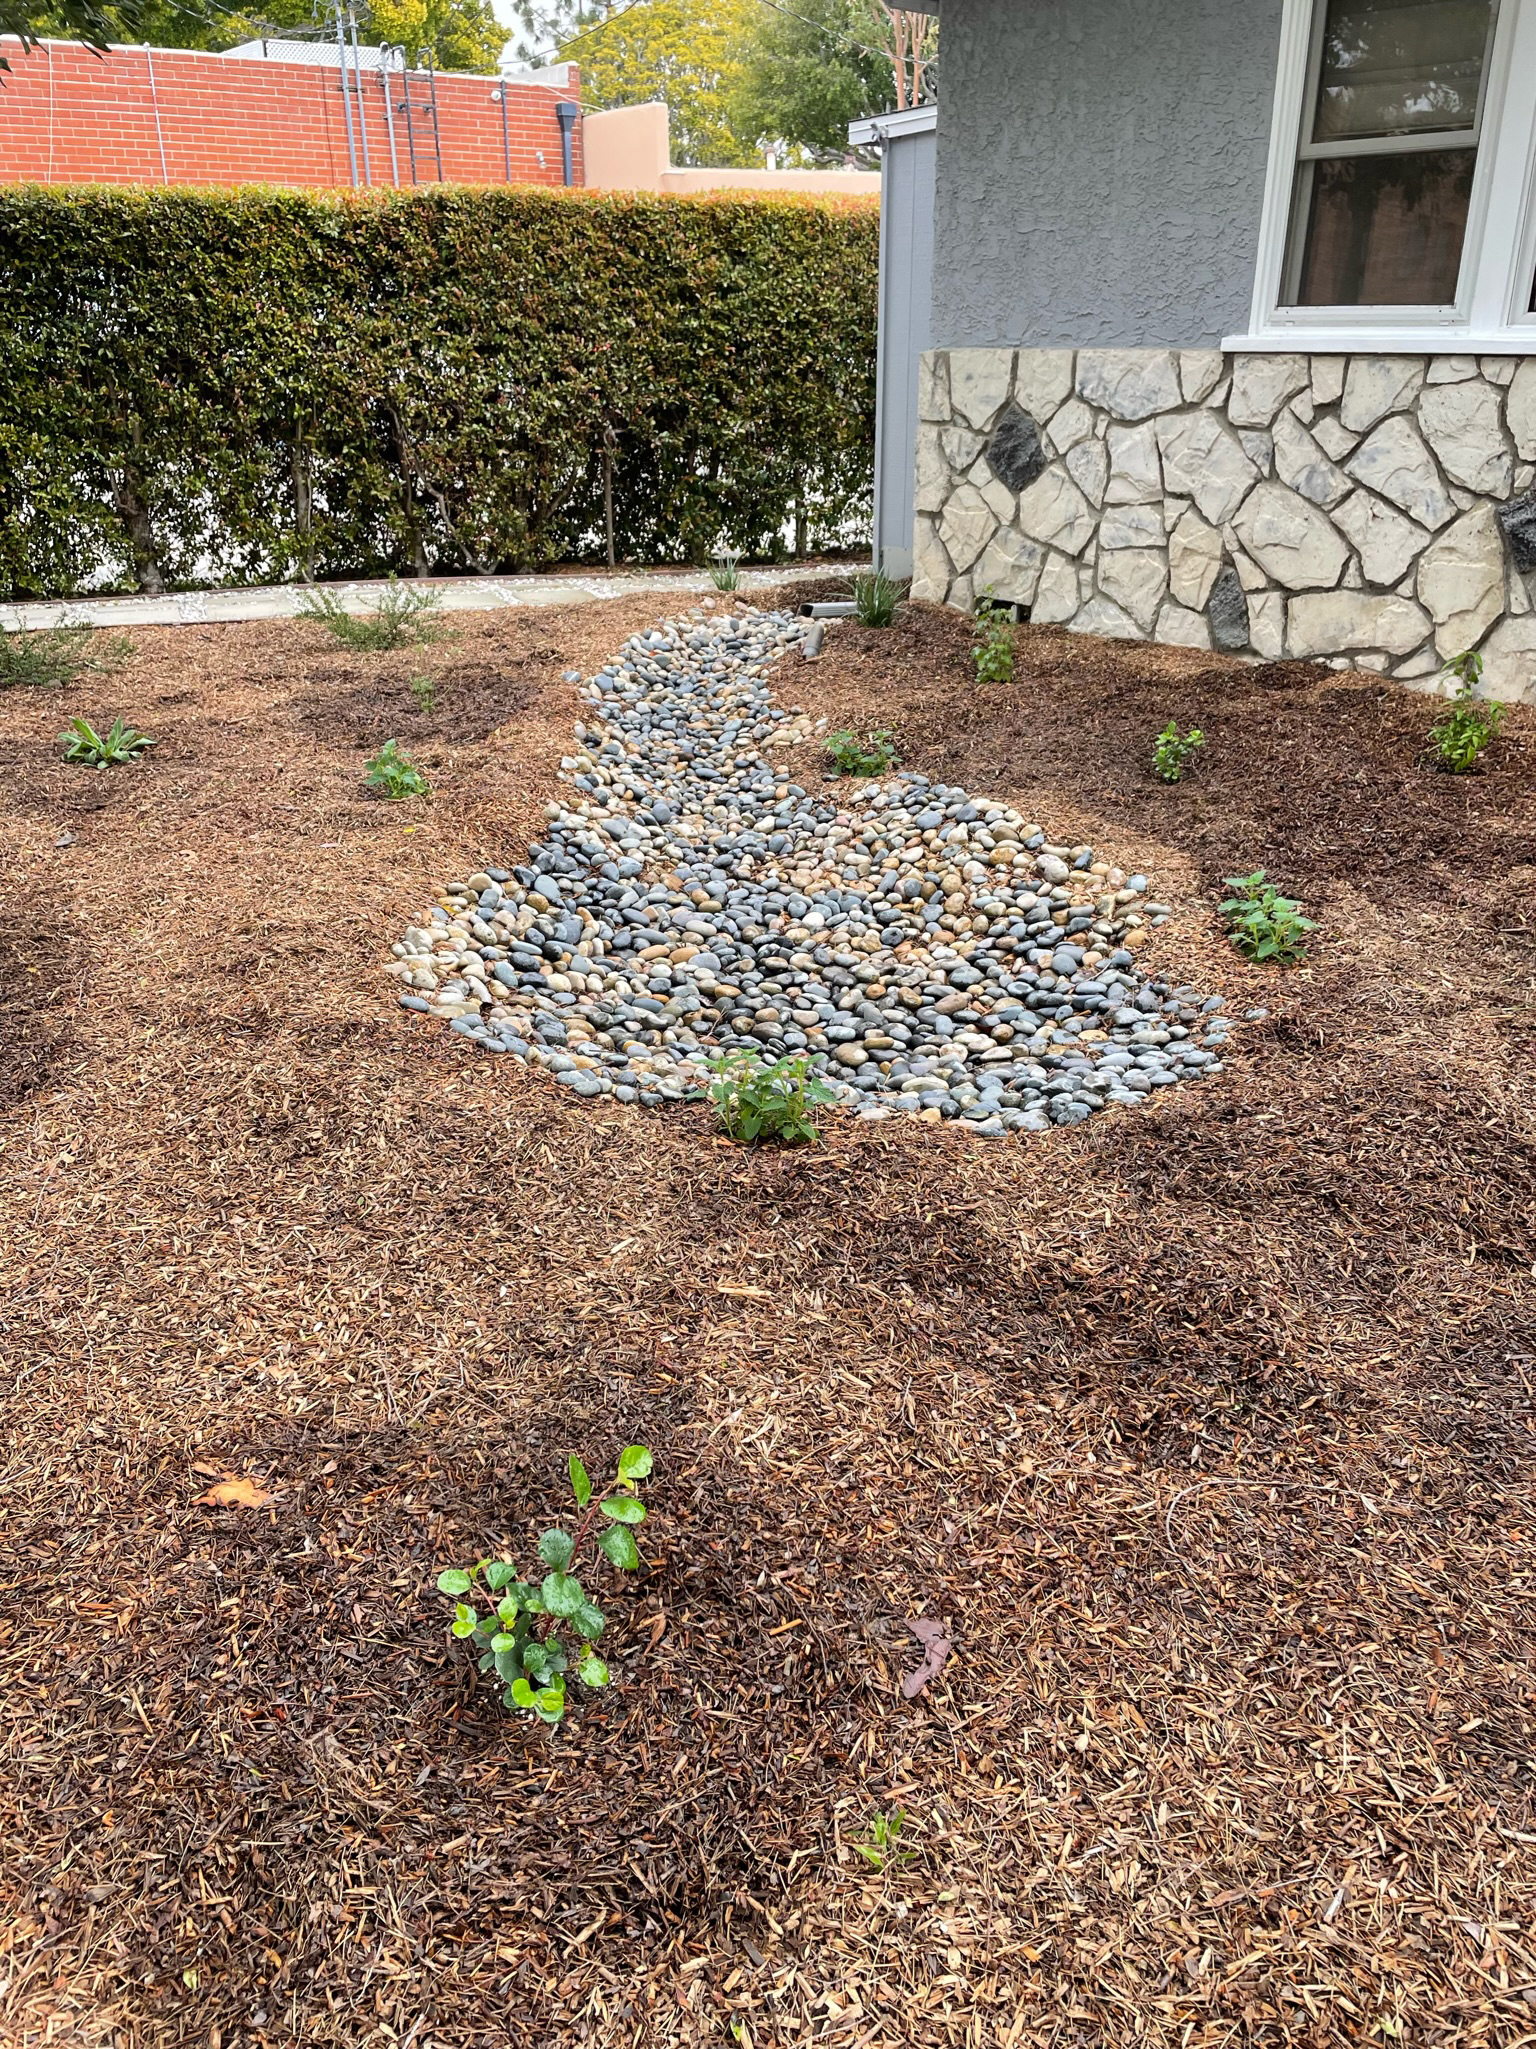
[{"x1": 0, "y1": 41, "x2": 584, "y2": 191}]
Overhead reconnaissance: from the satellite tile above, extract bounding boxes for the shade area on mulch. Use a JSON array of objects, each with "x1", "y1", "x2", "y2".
[{"x1": 1, "y1": 592, "x2": 1533, "y2": 2048}]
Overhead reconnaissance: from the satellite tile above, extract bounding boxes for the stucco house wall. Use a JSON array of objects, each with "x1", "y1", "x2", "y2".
[
  {"x1": 929, "y1": 0, "x2": 1283, "y2": 350},
  {"x1": 911, "y1": 0, "x2": 1536, "y2": 697}
]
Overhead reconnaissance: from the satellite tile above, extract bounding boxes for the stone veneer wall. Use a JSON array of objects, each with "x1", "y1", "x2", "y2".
[{"x1": 913, "y1": 346, "x2": 1536, "y2": 700}]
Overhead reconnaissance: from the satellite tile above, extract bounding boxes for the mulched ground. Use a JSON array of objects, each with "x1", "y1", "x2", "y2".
[{"x1": 1, "y1": 591, "x2": 1533, "y2": 2049}]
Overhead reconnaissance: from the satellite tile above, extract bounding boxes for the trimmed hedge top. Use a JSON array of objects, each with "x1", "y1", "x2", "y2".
[{"x1": 0, "y1": 185, "x2": 878, "y2": 596}]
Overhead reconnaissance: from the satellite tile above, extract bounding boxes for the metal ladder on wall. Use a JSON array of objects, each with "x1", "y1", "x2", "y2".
[{"x1": 397, "y1": 54, "x2": 443, "y2": 184}]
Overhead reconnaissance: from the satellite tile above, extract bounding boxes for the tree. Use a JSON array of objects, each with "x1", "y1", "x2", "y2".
[
  {"x1": 19, "y1": 0, "x2": 503, "y2": 71},
  {"x1": 862, "y1": 2, "x2": 933, "y2": 109},
  {"x1": 0, "y1": 0, "x2": 136, "y2": 66},
  {"x1": 729, "y1": 0, "x2": 894, "y2": 165},
  {"x1": 543, "y1": 0, "x2": 760, "y2": 167}
]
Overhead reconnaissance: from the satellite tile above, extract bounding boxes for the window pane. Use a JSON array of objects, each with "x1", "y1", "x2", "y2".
[
  {"x1": 1292, "y1": 148, "x2": 1475, "y2": 302},
  {"x1": 1313, "y1": 0, "x2": 1495, "y2": 141}
]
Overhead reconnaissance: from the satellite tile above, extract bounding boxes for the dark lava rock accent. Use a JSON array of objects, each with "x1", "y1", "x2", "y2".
[
  {"x1": 984, "y1": 404, "x2": 1047, "y2": 495},
  {"x1": 1498, "y1": 493, "x2": 1536, "y2": 573},
  {"x1": 1207, "y1": 566, "x2": 1251, "y2": 654}
]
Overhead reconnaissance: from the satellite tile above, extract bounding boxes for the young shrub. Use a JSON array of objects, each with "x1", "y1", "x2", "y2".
[
  {"x1": 436, "y1": 1445, "x2": 652, "y2": 1726},
  {"x1": 823, "y1": 725, "x2": 899, "y2": 777},
  {"x1": 704, "y1": 1049, "x2": 835, "y2": 1145},
  {"x1": 408, "y1": 672, "x2": 438, "y2": 713},
  {"x1": 709, "y1": 548, "x2": 741, "y2": 592},
  {"x1": 1, "y1": 623, "x2": 132, "y2": 690},
  {"x1": 299, "y1": 575, "x2": 444, "y2": 652},
  {"x1": 850, "y1": 566, "x2": 907, "y2": 627},
  {"x1": 971, "y1": 602, "x2": 1016, "y2": 686},
  {"x1": 1152, "y1": 719, "x2": 1205, "y2": 783},
  {"x1": 1220, "y1": 869, "x2": 1315, "y2": 965},
  {"x1": 1428, "y1": 650, "x2": 1504, "y2": 773},
  {"x1": 59, "y1": 714, "x2": 155, "y2": 767},
  {"x1": 852, "y1": 1808, "x2": 913, "y2": 1871},
  {"x1": 364, "y1": 738, "x2": 430, "y2": 798}
]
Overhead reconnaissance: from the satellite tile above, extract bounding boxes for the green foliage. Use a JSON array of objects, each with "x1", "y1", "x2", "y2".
[
  {"x1": 1219, "y1": 869, "x2": 1315, "y2": 965},
  {"x1": 555, "y1": 0, "x2": 761, "y2": 167},
  {"x1": 1429, "y1": 651, "x2": 1504, "y2": 773},
  {"x1": 729, "y1": 0, "x2": 896, "y2": 162},
  {"x1": 0, "y1": 622, "x2": 131, "y2": 689},
  {"x1": 1152, "y1": 719, "x2": 1205, "y2": 783},
  {"x1": 704, "y1": 1048, "x2": 835, "y2": 1145},
  {"x1": 971, "y1": 603, "x2": 1016, "y2": 687},
  {"x1": 850, "y1": 565, "x2": 906, "y2": 626},
  {"x1": 0, "y1": 188, "x2": 878, "y2": 599},
  {"x1": 59, "y1": 713, "x2": 155, "y2": 766},
  {"x1": 436, "y1": 1444, "x2": 652, "y2": 1724},
  {"x1": 709, "y1": 548, "x2": 742, "y2": 592},
  {"x1": 299, "y1": 576, "x2": 445, "y2": 652},
  {"x1": 409, "y1": 672, "x2": 438, "y2": 713},
  {"x1": 852, "y1": 1807, "x2": 912, "y2": 1871},
  {"x1": 364, "y1": 738, "x2": 430, "y2": 798},
  {"x1": 823, "y1": 725, "x2": 898, "y2": 776},
  {"x1": 0, "y1": 0, "x2": 132, "y2": 67}
]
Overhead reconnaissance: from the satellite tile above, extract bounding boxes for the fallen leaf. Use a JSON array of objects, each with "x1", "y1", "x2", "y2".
[
  {"x1": 900, "y1": 1616, "x2": 952, "y2": 1699},
  {"x1": 195, "y1": 1475, "x2": 275, "y2": 1508}
]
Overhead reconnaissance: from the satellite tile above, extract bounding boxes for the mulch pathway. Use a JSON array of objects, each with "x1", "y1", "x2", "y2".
[{"x1": 1, "y1": 591, "x2": 1533, "y2": 2047}]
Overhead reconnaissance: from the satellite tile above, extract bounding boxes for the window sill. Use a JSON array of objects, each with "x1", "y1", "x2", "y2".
[{"x1": 1225, "y1": 326, "x2": 1536, "y2": 354}]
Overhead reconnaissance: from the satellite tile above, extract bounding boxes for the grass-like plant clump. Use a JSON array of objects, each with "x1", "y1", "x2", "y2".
[
  {"x1": 60, "y1": 714, "x2": 155, "y2": 767},
  {"x1": 1152, "y1": 719, "x2": 1205, "y2": 782},
  {"x1": 364, "y1": 739, "x2": 430, "y2": 798},
  {"x1": 299, "y1": 575, "x2": 444, "y2": 652},
  {"x1": 850, "y1": 567, "x2": 907, "y2": 627},
  {"x1": 971, "y1": 602, "x2": 1016, "y2": 686},
  {"x1": 1220, "y1": 869, "x2": 1315, "y2": 965},
  {"x1": 408, "y1": 673, "x2": 438, "y2": 714},
  {"x1": 709, "y1": 549, "x2": 741, "y2": 592},
  {"x1": 824, "y1": 726, "x2": 899, "y2": 777},
  {"x1": 704, "y1": 1049, "x2": 835, "y2": 1145},
  {"x1": 853, "y1": 1808, "x2": 913, "y2": 1871},
  {"x1": 0, "y1": 623, "x2": 133, "y2": 690},
  {"x1": 436, "y1": 1445, "x2": 652, "y2": 1725},
  {"x1": 1428, "y1": 650, "x2": 1504, "y2": 773}
]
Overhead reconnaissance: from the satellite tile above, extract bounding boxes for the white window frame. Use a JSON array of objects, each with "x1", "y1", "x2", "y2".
[{"x1": 1231, "y1": 0, "x2": 1536, "y2": 352}]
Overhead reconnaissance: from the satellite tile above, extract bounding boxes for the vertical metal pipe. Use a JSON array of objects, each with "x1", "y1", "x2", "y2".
[
  {"x1": 555, "y1": 100, "x2": 577, "y2": 186},
  {"x1": 334, "y1": 3, "x2": 359, "y2": 188},
  {"x1": 381, "y1": 45, "x2": 400, "y2": 188},
  {"x1": 348, "y1": 8, "x2": 372, "y2": 187},
  {"x1": 494, "y1": 84, "x2": 510, "y2": 183},
  {"x1": 426, "y1": 57, "x2": 443, "y2": 182}
]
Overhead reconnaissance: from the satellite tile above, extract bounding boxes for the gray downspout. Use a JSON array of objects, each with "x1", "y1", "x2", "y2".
[
  {"x1": 381, "y1": 45, "x2": 400, "y2": 188},
  {"x1": 555, "y1": 100, "x2": 577, "y2": 186},
  {"x1": 334, "y1": 3, "x2": 359, "y2": 188},
  {"x1": 349, "y1": 8, "x2": 372, "y2": 187}
]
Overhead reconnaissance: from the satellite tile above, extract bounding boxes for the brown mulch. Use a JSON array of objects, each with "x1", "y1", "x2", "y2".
[{"x1": 1, "y1": 593, "x2": 1534, "y2": 2048}]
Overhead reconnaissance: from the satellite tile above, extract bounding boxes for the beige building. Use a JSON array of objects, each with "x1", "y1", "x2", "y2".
[{"x1": 582, "y1": 101, "x2": 881, "y2": 199}]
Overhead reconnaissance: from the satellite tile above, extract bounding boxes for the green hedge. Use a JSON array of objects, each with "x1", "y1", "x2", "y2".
[{"x1": 0, "y1": 186, "x2": 879, "y2": 597}]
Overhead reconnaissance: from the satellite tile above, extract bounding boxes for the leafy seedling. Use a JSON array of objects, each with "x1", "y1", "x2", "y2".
[
  {"x1": 709, "y1": 548, "x2": 741, "y2": 592},
  {"x1": 824, "y1": 726, "x2": 899, "y2": 777},
  {"x1": 703, "y1": 1049, "x2": 835, "y2": 1146},
  {"x1": 850, "y1": 566, "x2": 907, "y2": 627},
  {"x1": 436, "y1": 1444, "x2": 653, "y2": 1725},
  {"x1": 852, "y1": 1808, "x2": 913, "y2": 1872},
  {"x1": 1152, "y1": 719, "x2": 1206, "y2": 782},
  {"x1": 1220, "y1": 869, "x2": 1315, "y2": 965},
  {"x1": 409, "y1": 673, "x2": 438, "y2": 713},
  {"x1": 1428, "y1": 649, "x2": 1504, "y2": 773},
  {"x1": 364, "y1": 739, "x2": 430, "y2": 799},
  {"x1": 60, "y1": 715, "x2": 155, "y2": 767},
  {"x1": 298, "y1": 574, "x2": 445, "y2": 652},
  {"x1": 1, "y1": 623, "x2": 132, "y2": 690},
  {"x1": 972, "y1": 601, "x2": 1016, "y2": 686}
]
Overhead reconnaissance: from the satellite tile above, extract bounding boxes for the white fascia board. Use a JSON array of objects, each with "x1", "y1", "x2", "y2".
[{"x1": 849, "y1": 105, "x2": 938, "y2": 147}]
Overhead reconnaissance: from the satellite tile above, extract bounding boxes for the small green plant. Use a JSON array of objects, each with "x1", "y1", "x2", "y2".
[
  {"x1": 852, "y1": 1808, "x2": 913, "y2": 1871},
  {"x1": 1429, "y1": 650, "x2": 1504, "y2": 773},
  {"x1": 59, "y1": 715, "x2": 155, "y2": 767},
  {"x1": 824, "y1": 726, "x2": 900, "y2": 777},
  {"x1": 704, "y1": 1049, "x2": 836, "y2": 1145},
  {"x1": 709, "y1": 548, "x2": 741, "y2": 592},
  {"x1": 972, "y1": 601, "x2": 1016, "y2": 686},
  {"x1": 0, "y1": 623, "x2": 132, "y2": 690},
  {"x1": 298, "y1": 574, "x2": 444, "y2": 652},
  {"x1": 1152, "y1": 719, "x2": 1206, "y2": 782},
  {"x1": 850, "y1": 566, "x2": 907, "y2": 627},
  {"x1": 437, "y1": 1445, "x2": 652, "y2": 1726},
  {"x1": 408, "y1": 672, "x2": 438, "y2": 713},
  {"x1": 1220, "y1": 869, "x2": 1315, "y2": 965},
  {"x1": 364, "y1": 738, "x2": 430, "y2": 799}
]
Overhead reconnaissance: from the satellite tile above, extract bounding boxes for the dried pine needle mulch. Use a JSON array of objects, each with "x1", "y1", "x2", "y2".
[{"x1": 1, "y1": 593, "x2": 1534, "y2": 2049}]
